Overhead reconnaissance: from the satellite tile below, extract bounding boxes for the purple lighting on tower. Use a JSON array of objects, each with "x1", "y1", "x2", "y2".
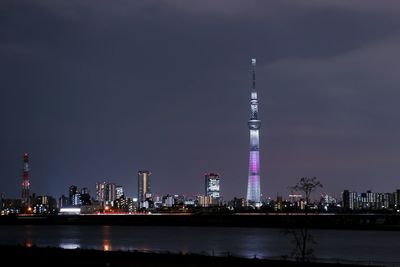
[
  {"x1": 249, "y1": 151, "x2": 259, "y2": 174},
  {"x1": 246, "y1": 58, "x2": 261, "y2": 205}
]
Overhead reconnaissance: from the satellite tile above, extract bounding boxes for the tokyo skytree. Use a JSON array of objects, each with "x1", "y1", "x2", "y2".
[{"x1": 246, "y1": 58, "x2": 261, "y2": 205}]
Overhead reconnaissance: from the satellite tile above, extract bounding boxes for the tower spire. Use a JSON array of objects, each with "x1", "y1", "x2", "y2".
[{"x1": 252, "y1": 58, "x2": 256, "y2": 92}]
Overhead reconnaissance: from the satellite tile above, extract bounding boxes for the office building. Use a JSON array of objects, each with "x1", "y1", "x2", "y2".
[
  {"x1": 138, "y1": 170, "x2": 151, "y2": 205},
  {"x1": 205, "y1": 173, "x2": 220, "y2": 198}
]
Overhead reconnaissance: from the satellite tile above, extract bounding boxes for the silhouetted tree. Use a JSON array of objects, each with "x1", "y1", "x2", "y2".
[{"x1": 288, "y1": 177, "x2": 322, "y2": 263}]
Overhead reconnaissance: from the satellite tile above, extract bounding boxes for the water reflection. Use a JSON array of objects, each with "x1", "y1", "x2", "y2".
[
  {"x1": 24, "y1": 225, "x2": 34, "y2": 247},
  {"x1": 102, "y1": 225, "x2": 112, "y2": 251},
  {"x1": 60, "y1": 243, "x2": 80, "y2": 249},
  {"x1": 24, "y1": 240, "x2": 33, "y2": 248},
  {"x1": 1, "y1": 225, "x2": 400, "y2": 265},
  {"x1": 103, "y1": 243, "x2": 111, "y2": 251}
]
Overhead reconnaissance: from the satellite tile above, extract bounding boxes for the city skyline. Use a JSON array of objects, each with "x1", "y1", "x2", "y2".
[
  {"x1": 2, "y1": 1, "x2": 400, "y2": 200},
  {"x1": 4, "y1": 151, "x2": 398, "y2": 203}
]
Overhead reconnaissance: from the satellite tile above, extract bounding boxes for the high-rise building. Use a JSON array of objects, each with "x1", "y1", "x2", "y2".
[
  {"x1": 96, "y1": 181, "x2": 117, "y2": 205},
  {"x1": 205, "y1": 173, "x2": 220, "y2": 198},
  {"x1": 138, "y1": 170, "x2": 151, "y2": 204},
  {"x1": 69, "y1": 185, "x2": 77, "y2": 205},
  {"x1": 106, "y1": 183, "x2": 116, "y2": 203},
  {"x1": 116, "y1": 186, "x2": 124, "y2": 199},
  {"x1": 246, "y1": 58, "x2": 261, "y2": 205},
  {"x1": 342, "y1": 190, "x2": 350, "y2": 210},
  {"x1": 80, "y1": 188, "x2": 91, "y2": 206},
  {"x1": 395, "y1": 189, "x2": 400, "y2": 208},
  {"x1": 96, "y1": 181, "x2": 107, "y2": 202},
  {"x1": 198, "y1": 195, "x2": 213, "y2": 207},
  {"x1": 163, "y1": 195, "x2": 174, "y2": 208},
  {"x1": 343, "y1": 190, "x2": 396, "y2": 211},
  {"x1": 58, "y1": 195, "x2": 69, "y2": 208},
  {"x1": 72, "y1": 193, "x2": 82, "y2": 206},
  {"x1": 21, "y1": 153, "x2": 30, "y2": 207},
  {"x1": 81, "y1": 187, "x2": 89, "y2": 195},
  {"x1": 349, "y1": 191, "x2": 358, "y2": 210}
]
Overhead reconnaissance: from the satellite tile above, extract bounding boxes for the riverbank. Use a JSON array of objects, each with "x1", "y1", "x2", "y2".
[
  {"x1": 0, "y1": 245, "x2": 383, "y2": 267},
  {"x1": 1, "y1": 213, "x2": 400, "y2": 230}
]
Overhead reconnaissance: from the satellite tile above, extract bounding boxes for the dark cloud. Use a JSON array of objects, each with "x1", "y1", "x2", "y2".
[{"x1": 1, "y1": 0, "x2": 400, "y2": 200}]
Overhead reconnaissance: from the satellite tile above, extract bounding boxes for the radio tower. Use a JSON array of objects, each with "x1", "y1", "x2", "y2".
[
  {"x1": 246, "y1": 58, "x2": 261, "y2": 206},
  {"x1": 21, "y1": 153, "x2": 30, "y2": 207}
]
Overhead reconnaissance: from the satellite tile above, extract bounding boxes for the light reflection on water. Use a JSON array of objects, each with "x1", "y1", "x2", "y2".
[
  {"x1": 0, "y1": 225, "x2": 399, "y2": 265},
  {"x1": 103, "y1": 243, "x2": 111, "y2": 251},
  {"x1": 102, "y1": 225, "x2": 111, "y2": 251},
  {"x1": 60, "y1": 243, "x2": 80, "y2": 249},
  {"x1": 24, "y1": 240, "x2": 33, "y2": 248}
]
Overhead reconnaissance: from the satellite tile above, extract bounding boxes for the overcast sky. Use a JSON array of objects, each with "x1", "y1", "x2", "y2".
[{"x1": 1, "y1": 0, "x2": 400, "y2": 200}]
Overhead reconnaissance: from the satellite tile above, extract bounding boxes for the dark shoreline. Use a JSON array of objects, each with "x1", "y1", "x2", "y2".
[
  {"x1": 0, "y1": 245, "x2": 383, "y2": 267},
  {"x1": 1, "y1": 213, "x2": 400, "y2": 230}
]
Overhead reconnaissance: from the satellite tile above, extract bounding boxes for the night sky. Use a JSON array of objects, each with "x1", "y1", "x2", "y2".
[{"x1": 1, "y1": 0, "x2": 400, "y2": 200}]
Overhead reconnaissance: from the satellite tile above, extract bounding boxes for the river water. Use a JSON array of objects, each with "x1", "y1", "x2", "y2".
[{"x1": 0, "y1": 225, "x2": 398, "y2": 265}]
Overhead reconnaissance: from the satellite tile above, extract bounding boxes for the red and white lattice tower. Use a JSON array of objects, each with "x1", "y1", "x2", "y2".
[{"x1": 21, "y1": 153, "x2": 30, "y2": 206}]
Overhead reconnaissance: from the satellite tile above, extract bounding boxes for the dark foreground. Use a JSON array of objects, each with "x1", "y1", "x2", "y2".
[
  {"x1": 0, "y1": 245, "x2": 382, "y2": 267},
  {"x1": 2, "y1": 213, "x2": 400, "y2": 230}
]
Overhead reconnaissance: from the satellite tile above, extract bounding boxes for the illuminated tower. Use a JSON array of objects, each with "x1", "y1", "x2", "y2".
[
  {"x1": 246, "y1": 58, "x2": 261, "y2": 205},
  {"x1": 21, "y1": 153, "x2": 30, "y2": 206}
]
